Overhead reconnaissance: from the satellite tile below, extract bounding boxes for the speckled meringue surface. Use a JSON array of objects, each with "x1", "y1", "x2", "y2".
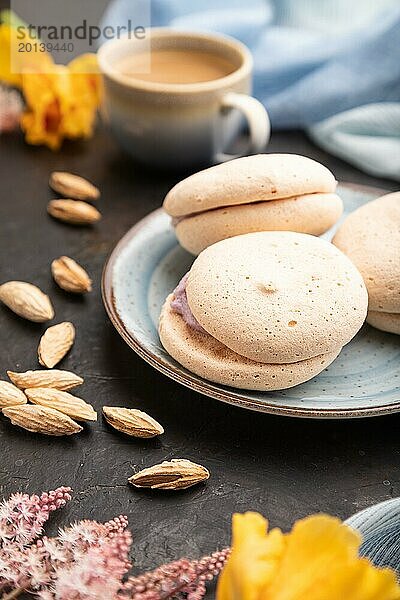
[
  {"x1": 159, "y1": 293, "x2": 341, "y2": 391},
  {"x1": 163, "y1": 153, "x2": 342, "y2": 254},
  {"x1": 175, "y1": 192, "x2": 343, "y2": 255},
  {"x1": 186, "y1": 231, "x2": 368, "y2": 364},
  {"x1": 333, "y1": 192, "x2": 400, "y2": 317},
  {"x1": 367, "y1": 311, "x2": 400, "y2": 335},
  {"x1": 164, "y1": 153, "x2": 337, "y2": 217}
]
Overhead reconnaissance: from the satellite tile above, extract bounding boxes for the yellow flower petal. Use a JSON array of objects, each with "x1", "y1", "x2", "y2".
[
  {"x1": 0, "y1": 24, "x2": 22, "y2": 87},
  {"x1": 217, "y1": 513, "x2": 285, "y2": 600},
  {"x1": 68, "y1": 53, "x2": 103, "y2": 105},
  {"x1": 217, "y1": 513, "x2": 400, "y2": 600},
  {"x1": 20, "y1": 71, "x2": 62, "y2": 149},
  {"x1": 20, "y1": 61, "x2": 99, "y2": 150},
  {"x1": 265, "y1": 515, "x2": 400, "y2": 600},
  {"x1": 0, "y1": 17, "x2": 99, "y2": 149},
  {"x1": 0, "y1": 23, "x2": 53, "y2": 88}
]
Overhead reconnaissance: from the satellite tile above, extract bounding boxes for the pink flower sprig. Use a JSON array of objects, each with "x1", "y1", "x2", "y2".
[
  {"x1": 0, "y1": 487, "x2": 228, "y2": 600},
  {"x1": 0, "y1": 84, "x2": 23, "y2": 134},
  {"x1": 0, "y1": 487, "x2": 72, "y2": 596},
  {"x1": 2, "y1": 515, "x2": 132, "y2": 598},
  {"x1": 0, "y1": 487, "x2": 72, "y2": 547},
  {"x1": 118, "y1": 548, "x2": 231, "y2": 600},
  {"x1": 47, "y1": 528, "x2": 132, "y2": 600}
]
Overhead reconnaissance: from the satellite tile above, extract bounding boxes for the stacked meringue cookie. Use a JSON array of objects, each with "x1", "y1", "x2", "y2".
[
  {"x1": 333, "y1": 192, "x2": 400, "y2": 335},
  {"x1": 159, "y1": 232, "x2": 368, "y2": 391},
  {"x1": 163, "y1": 153, "x2": 343, "y2": 255}
]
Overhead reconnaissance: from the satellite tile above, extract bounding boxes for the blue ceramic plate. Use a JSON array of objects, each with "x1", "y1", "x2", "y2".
[{"x1": 102, "y1": 183, "x2": 400, "y2": 418}]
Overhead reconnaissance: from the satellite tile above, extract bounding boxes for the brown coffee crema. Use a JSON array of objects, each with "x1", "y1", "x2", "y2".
[{"x1": 117, "y1": 49, "x2": 237, "y2": 84}]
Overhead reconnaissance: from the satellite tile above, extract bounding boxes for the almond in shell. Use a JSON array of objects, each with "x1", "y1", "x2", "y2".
[
  {"x1": 129, "y1": 459, "x2": 210, "y2": 490},
  {"x1": 8, "y1": 369, "x2": 83, "y2": 391},
  {"x1": 0, "y1": 380, "x2": 27, "y2": 409},
  {"x1": 38, "y1": 322, "x2": 75, "y2": 368},
  {"x1": 25, "y1": 388, "x2": 97, "y2": 422},
  {"x1": 48, "y1": 199, "x2": 101, "y2": 225},
  {"x1": 51, "y1": 257, "x2": 92, "y2": 294},
  {"x1": 0, "y1": 281, "x2": 54, "y2": 322},
  {"x1": 2, "y1": 404, "x2": 82, "y2": 436},
  {"x1": 49, "y1": 171, "x2": 100, "y2": 201},
  {"x1": 103, "y1": 406, "x2": 164, "y2": 438}
]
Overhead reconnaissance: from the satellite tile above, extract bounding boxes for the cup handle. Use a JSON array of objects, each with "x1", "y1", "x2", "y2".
[{"x1": 215, "y1": 92, "x2": 271, "y2": 163}]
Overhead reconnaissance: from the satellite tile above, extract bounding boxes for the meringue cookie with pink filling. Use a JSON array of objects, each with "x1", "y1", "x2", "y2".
[{"x1": 159, "y1": 231, "x2": 367, "y2": 391}]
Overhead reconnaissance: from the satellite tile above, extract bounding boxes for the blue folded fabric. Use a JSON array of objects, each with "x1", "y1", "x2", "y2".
[
  {"x1": 101, "y1": 0, "x2": 400, "y2": 181},
  {"x1": 310, "y1": 103, "x2": 400, "y2": 181}
]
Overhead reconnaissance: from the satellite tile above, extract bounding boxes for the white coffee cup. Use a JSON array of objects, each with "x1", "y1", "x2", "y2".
[{"x1": 98, "y1": 28, "x2": 270, "y2": 169}]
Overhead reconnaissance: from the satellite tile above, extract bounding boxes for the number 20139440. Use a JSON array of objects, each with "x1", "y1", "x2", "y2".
[{"x1": 18, "y1": 42, "x2": 74, "y2": 53}]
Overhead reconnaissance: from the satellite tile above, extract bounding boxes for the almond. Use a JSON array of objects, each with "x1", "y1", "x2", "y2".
[
  {"x1": 26, "y1": 388, "x2": 97, "y2": 422},
  {"x1": 0, "y1": 281, "x2": 54, "y2": 322},
  {"x1": 129, "y1": 459, "x2": 210, "y2": 490},
  {"x1": 7, "y1": 369, "x2": 83, "y2": 391},
  {"x1": 2, "y1": 405, "x2": 82, "y2": 436},
  {"x1": 51, "y1": 257, "x2": 92, "y2": 294},
  {"x1": 0, "y1": 380, "x2": 27, "y2": 409},
  {"x1": 47, "y1": 199, "x2": 101, "y2": 225},
  {"x1": 103, "y1": 406, "x2": 164, "y2": 438},
  {"x1": 38, "y1": 322, "x2": 75, "y2": 368},
  {"x1": 49, "y1": 171, "x2": 100, "y2": 201}
]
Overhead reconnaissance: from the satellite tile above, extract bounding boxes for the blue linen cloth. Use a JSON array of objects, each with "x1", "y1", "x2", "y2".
[{"x1": 101, "y1": 0, "x2": 400, "y2": 181}]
